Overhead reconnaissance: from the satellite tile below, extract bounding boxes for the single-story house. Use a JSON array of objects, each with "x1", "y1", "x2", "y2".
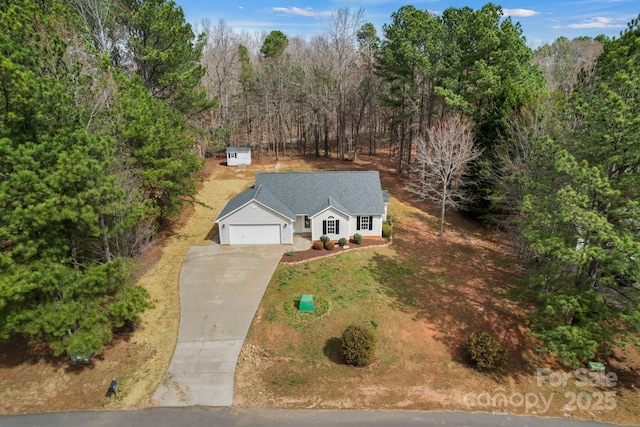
[
  {"x1": 215, "y1": 171, "x2": 389, "y2": 245},
  {"x1": 226, "y1": 146, "x2": 251, "y2": 166}
]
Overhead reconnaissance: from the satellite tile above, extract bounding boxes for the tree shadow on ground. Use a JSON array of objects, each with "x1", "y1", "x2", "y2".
[
  {"x1": 0, "y1": 336, "x2": 97, "y2": 374},
  {"x1": 0, "y1": 335, "x2": 64, "y2": 369},
  {"x1": 64, "y1": 359, "x2": 96, "y2": 373},
  {"x1": 323, "y1": 337, "x2": 344, "y2": 364},
  {"x1": 0, "y1": 323, "x2": 136, "y2": 372},
  {"x1": 367, "y1": 203, "x2": 537, "y2": 380},
  {"x1": 604, "y1": 345, "x2": 640, "y2": 391}
]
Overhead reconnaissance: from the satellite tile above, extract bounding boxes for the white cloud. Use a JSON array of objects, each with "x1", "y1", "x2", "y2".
[
  {"x1": 503, "y1": 8, "x2": 539, "y2": 18},
  {"x1": 272, "y1": 7, "x2": 332, "y2": 18},
  {"x1": 567, "y1": 16, "x2": 625, "y2": 29}
]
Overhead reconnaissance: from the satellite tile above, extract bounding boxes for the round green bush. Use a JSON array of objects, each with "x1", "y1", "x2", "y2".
[
  {"x1": 353, "y1": 233, "x2": 363, "y2": 245},
  {"x1": 466, "y1": 330, "x2": 504, "y2": 370},
  {"x1": 338, "y1": 237, "x2": 347, "y2": 247},
  {"x1": 320, "y1": 235, "x2": 330, "y2": 244},
  {"x1": 341, "y1": 324, "x2": 377, "y2": 366},
  {"x1": 382, "y1": 222, "x2": 392, "y2": 238}
]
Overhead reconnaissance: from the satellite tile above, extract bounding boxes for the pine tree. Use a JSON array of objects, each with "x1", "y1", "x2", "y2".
[
  {"x1": 512, "y1": 17, "x2": 640, "y2": 366},
  {"x1": 0, "y1": 0, "x2": 150, "y2": 358},
  {"x1": 119, "y1": 0, "x2": 214, "y2": 116}
]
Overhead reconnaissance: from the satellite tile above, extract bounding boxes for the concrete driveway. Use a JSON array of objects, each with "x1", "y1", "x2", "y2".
[{"x1": 151, "y1": 242, "x2": 286, "y2": 406}]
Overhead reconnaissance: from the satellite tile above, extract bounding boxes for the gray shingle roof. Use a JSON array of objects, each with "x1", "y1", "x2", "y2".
[
  {"x1": 253, "y1": 184, "x2": 296, "y2": 219},
  {"x1": 215, "y1": 186, "x2": 255, "y2": 220},
  {"x1": 216, "y1": 171, "x2": 387, "y2": 222}
]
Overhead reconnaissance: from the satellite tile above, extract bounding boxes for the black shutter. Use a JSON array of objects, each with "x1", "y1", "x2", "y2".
[
  {"x1": 323, "y1": 220, "x2": 326, "y2": 234},
  {"x1": 356, "y1": 216, "x2": 361, "y2": 230},
  {"x1": 369, "y1": 216, "x2": 373, "y2": 230},
  {"x1": 336, "y1": 220, "x2": 340, "y2": 234}
]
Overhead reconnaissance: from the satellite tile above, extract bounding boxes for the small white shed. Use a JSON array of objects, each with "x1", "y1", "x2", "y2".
[{"x1": 226, "y1": 146, "x2": 251, "y2": 166}]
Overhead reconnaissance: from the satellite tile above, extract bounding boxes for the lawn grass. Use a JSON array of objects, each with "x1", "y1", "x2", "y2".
[
  {"x1": 249, "y1": 247, "x2": 409, "y2": 395},
  {"x1": 241, "y1": 208, "x2": 492, "y2": 405},
  {"x1": 262, "y1": 249, "x2": 394, "y2": 355}
]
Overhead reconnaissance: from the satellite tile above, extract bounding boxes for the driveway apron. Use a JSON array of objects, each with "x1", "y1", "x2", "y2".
[{"x1": 152, "y1": 243, "x2": 283, "y2": 406}]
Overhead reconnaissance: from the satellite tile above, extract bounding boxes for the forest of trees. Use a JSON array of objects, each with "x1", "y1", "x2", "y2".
[
  {"x1": 0, "y1": 0, "x2": 210, "y2": 357},
  {"x1": 1, "y1": 0, "x2": 638, "y2": 367}
]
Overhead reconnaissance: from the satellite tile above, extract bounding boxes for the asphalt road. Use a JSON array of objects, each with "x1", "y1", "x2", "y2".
[{"x1": 0, "y1": 407, "x2": 623, "y2": 427}]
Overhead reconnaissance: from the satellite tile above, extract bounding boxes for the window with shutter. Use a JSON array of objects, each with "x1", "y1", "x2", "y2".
[
  {"x1": 359, "y1": 216, "x2": 369, "y2": 231},
  {"x1": 326, "y1": 216, "x2": 336, "y2": 234}
]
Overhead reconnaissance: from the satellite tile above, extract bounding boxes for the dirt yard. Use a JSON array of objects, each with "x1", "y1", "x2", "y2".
[{"x1": 1, "y1": 154, "x2": 639, "y2": 425}]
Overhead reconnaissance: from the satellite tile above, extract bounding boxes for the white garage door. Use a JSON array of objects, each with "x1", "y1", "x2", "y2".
[{"x1": 229, "y1": 224, "x2": 281, "y2": 245}]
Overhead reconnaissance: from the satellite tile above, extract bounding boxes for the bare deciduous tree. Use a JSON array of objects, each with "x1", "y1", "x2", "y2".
[
  {"x1": 71, "y1": 0, "x2": 121, "y2": 55},
  {"x1": 407, "y1": 114, "x2": 481, "y2": 235},
  {"x1": 533, "y1": 37, "x2": 603, "y2": 95},
  {"x1": 326, "y1": 7, "x2": 364, "y2": 160},
  {"x1": 199, "y1": 19, "x2": 240, "y2": 125}
]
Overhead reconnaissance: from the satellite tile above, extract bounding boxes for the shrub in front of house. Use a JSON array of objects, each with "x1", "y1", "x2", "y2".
[
  {"x1": 325, "y1": 241, "x2": 335, "y2": 250},
  {"x1": 338, "y1": 237, "x2": 347, "y2": 247},
  {"x1": 382, "y1": 221, "x2": 392, "y2": 238},
  {"x1": 320, "y1": 235, "x2": 330, "y2": 245},
  {"x1": 466, "y1": 330, "x2": 504, "y2": 371},
  {"x1": 312, "y1": 240, "x2": 324, "y2": 250},
  {"x1": 353, "y1": 233, "x2": 363, "y2": 245},
  {"x1": 342, "y1": 324, "x2": 377, "y2": 366}
]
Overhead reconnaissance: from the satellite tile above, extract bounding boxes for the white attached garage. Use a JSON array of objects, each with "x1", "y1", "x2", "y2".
[
  {"x1": 217, "y1": 198, "x2": 293, "y2": 245},
  {"x1": 228, "y1": 224, "x2": 281, "y2": 245}
]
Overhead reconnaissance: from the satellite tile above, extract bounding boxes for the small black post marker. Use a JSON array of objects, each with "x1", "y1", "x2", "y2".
[{"x1": 107, "y1": 378, "x2": 118, "y2": 397}]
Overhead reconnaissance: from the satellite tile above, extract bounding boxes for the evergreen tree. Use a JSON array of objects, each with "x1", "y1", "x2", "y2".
[
  {"x1": 120, "y1": 0, "x2": 214, "y2": 116},
  {"x1": 377, "y1": 3, "x2": 544, "y2": 182},
  {"x1": 112, "y1": 70, "x2": 203, "y2": 219},
  {"x1": 0, "y1": 1, "x2": 150, "y2": 357},
  {"x1": 511, "y1": 17, "x2": 640, "y2": 366}
]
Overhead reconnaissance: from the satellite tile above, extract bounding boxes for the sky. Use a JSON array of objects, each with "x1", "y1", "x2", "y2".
[{"x1": 175, "y1": 0, "x2": 639, "y2": 48}]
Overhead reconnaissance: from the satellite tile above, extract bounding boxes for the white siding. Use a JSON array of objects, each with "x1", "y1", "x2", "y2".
[
  {"x1": 218, "y1": 202, "x2": 292, "y2": 244},
  {"x1": 311, "y1": 208, "x2": 350, "y2": 241},
  {"x1": 350, "y1": 215, "x2": 383, "y2": 238},
  {"x1": 226, "y1": 148, "x2": 251, "y2": 166}
]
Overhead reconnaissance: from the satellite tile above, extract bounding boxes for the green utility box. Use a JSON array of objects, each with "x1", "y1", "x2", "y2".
[
  {"x1": 70, "y1": 349, "x2": 92, "y2": 363},
  {"x1": 299, "y1": 294, "x2": 315, "y2": 312},
  {"x1": 587, "y1": 361, "x2": 605, "y2": 372}
]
